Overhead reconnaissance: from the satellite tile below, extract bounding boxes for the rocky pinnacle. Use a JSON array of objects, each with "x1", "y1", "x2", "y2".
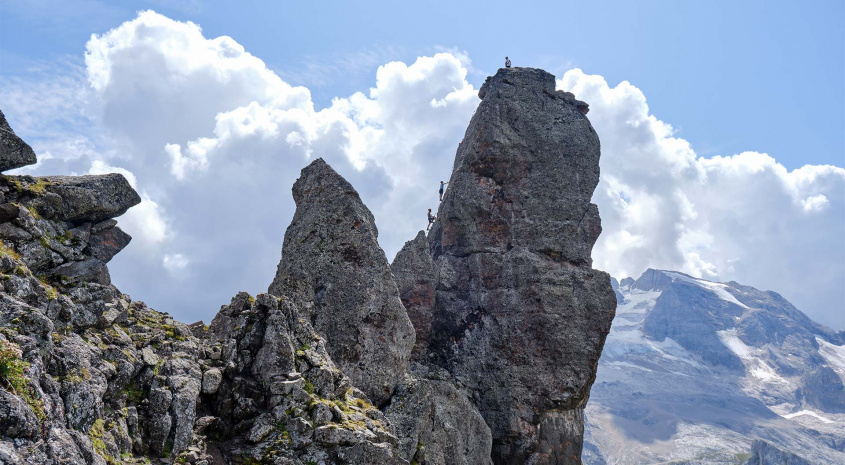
[
  {"x1": 269, "y1": 158, "x2": 415, "y2": 407},
  {"x1": 420, "y1": 67, "x2": 617, "y2": 464}
]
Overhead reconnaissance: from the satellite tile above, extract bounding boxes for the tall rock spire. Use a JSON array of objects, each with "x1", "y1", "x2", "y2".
[
  {"x1": 420, "y1": 67, "x2": 617, "y2": 463},
  {"x1": 269, "y1": 158, "x2": 415, "y2": 407}
]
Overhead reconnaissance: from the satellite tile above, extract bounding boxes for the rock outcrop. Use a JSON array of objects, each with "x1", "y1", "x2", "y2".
[
  {"x1": 0, "y1": 65, "x2": 613, "y2": 465},
  {"x1": 399, "y1": 67, "x2": 616, "y2": 464},
  {"x1": 196, "y1": 292, "x2": 404, "y2": 464},
  {"x1": 0, "y1": 109, "x2": 37, "y2": 172},
  {"x1": 385, "y1": 375, "x2": 492, "y2": 465},
  {"x1": 268, "y1": 159, "x2": 415, "y2": 407},
  {"x1": 745, "y1": 440, "x2": 813, "y2": 465}
]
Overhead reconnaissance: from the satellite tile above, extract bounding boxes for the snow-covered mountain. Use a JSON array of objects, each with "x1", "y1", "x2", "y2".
[{"x1": 584, "y1": 269, "x2": 845, "y2": 464}]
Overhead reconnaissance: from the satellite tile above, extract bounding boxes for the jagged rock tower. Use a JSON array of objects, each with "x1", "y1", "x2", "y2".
[
  {"x1": 394, "y1": 67, "x2": 617, "y2": 463},
  {"x1": 0, "y1": 66, "x2": 614, "y2": 465},
  {"x1": 268, "y1": 159, "x2": 416, "y2": 407}
]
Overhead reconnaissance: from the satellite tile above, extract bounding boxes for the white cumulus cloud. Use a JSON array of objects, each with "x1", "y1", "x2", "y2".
[
  {"x1": 2, "y1": 11, "x2": 841, "y2": 329},
  {"x1": 559, "y1": 70, "x2": 845, "y2": 329}
]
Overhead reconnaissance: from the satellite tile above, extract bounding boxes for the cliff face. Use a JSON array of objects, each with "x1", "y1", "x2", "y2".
[
  {"x1": 401, "y1": 67, "x2": 616, "y2": 464},
  {"x1": 0, "y1": 120, "x2": 205, "y2": 464},
  {"x1": 0, "y1": 66, "x2": 613, "y2": 465}
]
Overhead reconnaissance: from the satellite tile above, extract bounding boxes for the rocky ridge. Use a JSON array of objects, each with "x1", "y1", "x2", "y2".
[{"x1": 0, "y1": 66, "x2": 613, "y2": 465}]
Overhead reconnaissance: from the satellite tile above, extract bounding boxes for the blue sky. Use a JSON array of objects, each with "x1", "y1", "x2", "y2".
[
  {"x1": 3, "y1": 0, "x2": 842, "y2": 168},
  {"x1": 0, "y1": 1, "x2": 842, "y2": 329}
]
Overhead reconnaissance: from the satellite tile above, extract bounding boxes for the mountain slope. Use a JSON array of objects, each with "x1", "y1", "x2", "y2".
[{"x1": 584, "y1": 269, "x2": 845, "y2": 464}]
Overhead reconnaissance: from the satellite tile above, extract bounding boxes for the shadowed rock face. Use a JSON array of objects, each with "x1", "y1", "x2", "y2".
[
  {"x1": 391, "y1": 231, "x2": 437, "y2": 362},
  {"x1": 0, "y1": 110, "x2": 37, "y2": 172},
  {"x1": 422, "y1": 67, "x2": 616, "y2": 464},
  {"x1": 269, "y1": 158, "x2": 415, "y2": 407},
  {"x1": 385, "y1": 377, "x2": 493, "y2": 465}
]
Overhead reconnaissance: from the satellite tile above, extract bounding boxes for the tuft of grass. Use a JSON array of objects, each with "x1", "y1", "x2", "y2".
[
  {"x1": 0, "y1": 240, "x2": 21, "y2": 261},
  {"x1": 36, "y1": 276, "x2": 58, "y2": 300},
  {"x1": 0, "y1": 339, "x2": 46, "y2": 426},
  {"x1": 26, "y1": 179, "x2": 50, "y2": 196},
  {"x1": 24, "y1": 205, "x2": 41, "y2": 220},
  {"x1": 88, "y1": 419, "x2": 118, "y2": 464}
]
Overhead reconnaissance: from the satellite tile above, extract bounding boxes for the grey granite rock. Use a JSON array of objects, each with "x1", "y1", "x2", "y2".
[
  {"x1": 386, "y1": 377, "x2": 492, "y2": 465},
  {"x1": 0, "y1": 110, "x2": 37, "y2": 172},
  {"x1": 269, "y1": 158, "x2": 415, "y2": 406},
  {"x1": 200, "y1": 291, "x2": 405, "y2": 464},
  {"x1": 391, "y1": 231, "x2": 437, "y2": 362},
  {"x1": 49, "y1": 257, "x2": 111, "y2": 285},
  {"x1": 423, "y1": 67, "x2": 616, "y2": 463},
  {"x1": 86, "y1": 226, "x2": 132, "y2": 263},
  {"x1": 0, "y1": 389, "x2": 40, "y2": 439},
  {"x1": 36, "y1": 174, "x2": 141, "y2": 223}
]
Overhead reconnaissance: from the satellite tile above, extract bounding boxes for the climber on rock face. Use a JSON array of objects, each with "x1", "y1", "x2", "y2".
[
  {"x1": 427, "y1": 208, "x2": 436, "y2": 231},
  {"x1": 505, "y1": 56, "x2": 511, "y2": 68},
  {"x1": 439, "y1": 180, "x2": 448, "y2": 201}
]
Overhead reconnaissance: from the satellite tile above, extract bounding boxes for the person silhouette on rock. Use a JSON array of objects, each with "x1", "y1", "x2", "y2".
[
  {"x1": 439, "y1": 180, "x2": 449, "y2": 201},
  {"x1": 427, "y1": 208, "x2": 436, "y2": 231},
  {"x1": 505, "y1": 56, "x2": 511, "y2": 68}
]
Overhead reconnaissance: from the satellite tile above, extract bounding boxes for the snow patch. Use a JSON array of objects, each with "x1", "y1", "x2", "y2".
[
  {"x1": 663, "y1": 271, "x2": 750, "y2": 309},
  {"x1": 718, "y1": 330, "x2": 788, "y2": 384},
  {"x1": 783, "y1": 410, "x2": 834, "y2": 424},
  {"x1": 817, "y1": 337, "x2": 845, "y2": 375}
]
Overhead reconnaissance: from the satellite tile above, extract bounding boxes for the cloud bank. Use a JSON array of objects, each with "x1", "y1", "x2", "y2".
[
  {"x1": 559, "y1": 71, "x2": 844, "y2": 329},
  {"x1": 1, "y1": 11, "x2": 842, "y2": 329}
]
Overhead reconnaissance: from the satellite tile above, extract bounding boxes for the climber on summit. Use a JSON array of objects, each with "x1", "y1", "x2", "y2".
[
  {"x1": 439, "y1": 180, "x2": 448, "y2": 201},
  {"x1": 505, "y1": 56, "x2": 511, "y2": 68},
  {"x1": 427, "y1": 208, "x2": 436, "y2": 231}
]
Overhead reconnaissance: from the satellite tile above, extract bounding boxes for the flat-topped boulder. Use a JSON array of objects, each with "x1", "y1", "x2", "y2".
[
  {"x1": 34, "y1": 174, "x2": 141, "y2": 223},
  {"x1": 0, "y1": 110, "x2": 37, "y2": 172}
]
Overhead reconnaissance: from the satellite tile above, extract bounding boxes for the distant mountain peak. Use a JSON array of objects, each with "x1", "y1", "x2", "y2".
[{"x1": 585, "y1": 269, "x2": 845, "y2": 464}]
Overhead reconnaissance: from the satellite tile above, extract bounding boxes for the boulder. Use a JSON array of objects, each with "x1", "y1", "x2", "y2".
[
  {"x1": 0, "y1": 203, "x2": 20, "y2": 223},
  {"x1": 49, "y1": 258, "x2": 111, "y2": 285},
  {"x1": 201, "y1": 368, "x2": 222, "y2": 395},
  {"x1": 36, "y1": 174, "x2": 141, "y2": 223},
  {"x1": 0, "y1": 110, "x2": 37, "y2": 172},
  {"x1": 0, "y1": 389, "x2": 40, "y2": 439},
  {"x1": 86, "y1": 226, "x2": 132, "y2": 263},
  {"x1": 268, "y1": 158, "x2": 415, "y2": 406}
]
